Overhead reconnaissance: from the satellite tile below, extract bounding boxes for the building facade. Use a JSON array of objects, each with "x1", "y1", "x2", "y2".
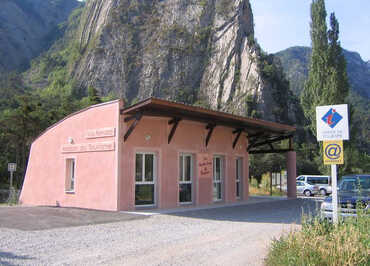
[{"x1": 20, "y1": 98, "x2": 296, "y2": 211}]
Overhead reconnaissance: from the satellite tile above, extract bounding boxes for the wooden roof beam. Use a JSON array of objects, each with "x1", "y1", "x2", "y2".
[
  {"x1": 247, "y1": 134, "x2": 293, "y2": 151},
  {"x1": 124, "y1": 112, "x2": 143, "y2": 142},
  {"x1": 249, "y1": 148, "x2": 293, "y2": 154},
  {"x1": 205, "y1": 124, "x2": 216, "y2": 147},
  {"x1": 168, "y1": 118, "x2": 181, "y2": 144},
  {"x1": 232, "y1": 129, "x2": 243, "y2": 149}
]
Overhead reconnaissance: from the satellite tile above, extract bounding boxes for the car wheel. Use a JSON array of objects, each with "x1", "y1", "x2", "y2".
[
  {"x1": 304, "y1": 190, "x2": 312, "y2": 197},
  {"x1": 320, "y1": 189, "x2": 327, "y2": 196}
]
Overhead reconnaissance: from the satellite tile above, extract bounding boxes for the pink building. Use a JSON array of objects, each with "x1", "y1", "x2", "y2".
[{"x1": 20, "y1": 98, "x2": 296, "y2": 211}]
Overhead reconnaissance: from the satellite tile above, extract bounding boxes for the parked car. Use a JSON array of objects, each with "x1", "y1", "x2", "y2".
[
  {"x1": 296, "y1": 175, "x2": 332, "y2": 196},
  {"x1": 321, "y1": 174, "x2": 370, "y2": 220},
  {"x1": 296, "y1": 181, "x2": 319, "y2": 197}
]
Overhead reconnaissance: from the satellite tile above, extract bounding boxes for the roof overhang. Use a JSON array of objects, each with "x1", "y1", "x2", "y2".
[{"x1": 120, "y1": 97, "x2": 296, "y2": 153}]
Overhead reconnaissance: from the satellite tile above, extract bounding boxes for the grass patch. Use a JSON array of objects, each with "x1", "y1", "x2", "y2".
[
  {"x1": 265, "y1": 214, "x2": 370, "y2": 266},
  {"x1": 249, "y1": 186, "x2": 286, "y2": 196}
]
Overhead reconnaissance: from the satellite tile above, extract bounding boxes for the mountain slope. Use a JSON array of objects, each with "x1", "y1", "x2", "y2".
[
  {"x1": 276, "y1": 46, "x2": 369, "y2": 153},
  {"x1": 0, "y1": 0, "x2": 81, "y2": 73},
  {"x1": 275, "y1": 46, "x2": 370, "y2": 99}
]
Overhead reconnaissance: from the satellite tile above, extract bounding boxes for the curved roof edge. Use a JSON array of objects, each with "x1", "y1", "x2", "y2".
[{"x1": 32, "y1": 99, "x2": 121, "y2": 143}]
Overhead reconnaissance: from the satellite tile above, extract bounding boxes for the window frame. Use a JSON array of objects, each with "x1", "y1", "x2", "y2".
[
  {"x1": 235, "y1": 157, "x2": 243, "y2": 199},
  {"x1": 65, "y1": 158, "x2": 76, "y2": 193},
  {"x1": 213, "y1": 155, "x2": 224, "y2": 202},
  {"x1": 135, "y1": 152, "x2": 157, "y2": 207},
  {"x1": 179, "y1": 153, "x2": 193, "y2": 204}
]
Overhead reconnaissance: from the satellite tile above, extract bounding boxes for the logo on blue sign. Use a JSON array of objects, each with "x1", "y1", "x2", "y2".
[{"x1": 322, "y1": 108, "x2": 343, "y2": 128}]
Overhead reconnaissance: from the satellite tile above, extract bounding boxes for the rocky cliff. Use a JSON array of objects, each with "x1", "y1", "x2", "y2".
[
  {"x1": 68, "y1": 0, "x2": 291, "y2": 121},
  {"x1": 0, "y1": 0, "x2": 80, "y2": 72}
]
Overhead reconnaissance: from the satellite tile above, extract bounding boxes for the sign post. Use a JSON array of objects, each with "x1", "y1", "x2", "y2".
[
  {"x1": 322, "y1": 140, "x2": 343, "y2": 224},
  {"x1": 316, "y1": 104, "x2": 349, "y2": 224},
  {"x1": 8, "y1": 163, "x2": 16, "y2": 188},
  {"x1": 7, "y1": 163, "x2": 17, "y2": 203}
]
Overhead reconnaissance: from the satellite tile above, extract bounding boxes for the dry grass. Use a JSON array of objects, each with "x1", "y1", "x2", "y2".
[
  {"x1": 249, "y1": 186, "x2": 286, "y2": 197},
  {"x1": 265, "y1": 214, "x2": 370, "y2": 266}
]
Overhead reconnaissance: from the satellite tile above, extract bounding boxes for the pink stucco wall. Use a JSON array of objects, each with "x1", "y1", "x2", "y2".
[
  {"x1": 20, "y1": 100, "x2": 252, "y2": 212},
  {"x1": 119, "y1": 116, "x2": 249, "y2": 211},
  {"x1": 20, "y1": 101, "x2": 121, "y2": 211}
]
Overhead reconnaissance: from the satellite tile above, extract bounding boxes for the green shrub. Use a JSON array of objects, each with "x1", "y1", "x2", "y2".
[
  {"x1": 265, "y1": 214, "x2": 370, "y2": 266},
  {"x1": 260, "y1": 172, "x2": 270, "y2": 190},
  {"x1": 250, "y1": 177, "x2": 258, "y2": 188}
]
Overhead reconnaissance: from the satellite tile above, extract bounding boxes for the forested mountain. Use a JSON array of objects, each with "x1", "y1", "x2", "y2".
[
  {"x1": 0, "y1": 0, "x2": 81, "y2": 73},
  {"x1": 276, "y1": 46, "x2": 370, "y2": 99},
  {"x1": 276, "y1": 46, "x2": 370, "y2": 156},
  {"x1": 0, "y1": 0, "x2": 368, "y2": 190}
]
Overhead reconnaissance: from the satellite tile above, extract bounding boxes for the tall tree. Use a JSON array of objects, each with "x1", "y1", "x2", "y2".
[
  {"x1": 301, "y1": 0, "x2": 328, "y2": 134},
  {"x1": 326, "y1": 13, "x2": 349, "y2": 103},
  {"x1": 301, "y1": 0, "x2": 350, "y2": 174}
]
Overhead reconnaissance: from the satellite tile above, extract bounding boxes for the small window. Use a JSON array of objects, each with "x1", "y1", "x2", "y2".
[
  {"x1": 213, "y1": 156, "x2": 223, "y2": 201},
  {"x1": 296, "y1": 182, "x2": 304, "y2": 186},
  {"x1": 65, "y1": 158, "x2": 75, "y2": 192}
]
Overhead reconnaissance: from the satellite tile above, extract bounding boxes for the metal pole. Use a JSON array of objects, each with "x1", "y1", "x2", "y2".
[
  {"x1": 10, "y1": 171, "x2": 13, "y2": 189},
  {"x1": 279, "y1": 172, "x2": 282, "y2": 192},
  {"x1": 331, "y1": 164, "x2": 338, "y2": 224},
  {"x1": 270, "y1": 172, "x2": 272, "y2": 196}
]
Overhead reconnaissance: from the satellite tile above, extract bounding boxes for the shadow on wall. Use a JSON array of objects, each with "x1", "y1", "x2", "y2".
[
  {"x1": 0, "y1": 252, "x2": 35, "y2": 266},
  {"x1": 169, "y1": 199, "x2": 320, "y2": 224}
]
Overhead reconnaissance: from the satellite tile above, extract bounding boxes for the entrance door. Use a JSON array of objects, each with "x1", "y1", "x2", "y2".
[
  {"x1": 135, "y1": 152, "x2": 156, "y2": 206},
  {"x1": 213, "y1": 156, "x2": 223, "y2": 201}
]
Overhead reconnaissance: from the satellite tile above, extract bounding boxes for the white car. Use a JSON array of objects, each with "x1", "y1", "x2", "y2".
[{"x1": 296, "y1": 181, "x2": 319, "y2": 197}]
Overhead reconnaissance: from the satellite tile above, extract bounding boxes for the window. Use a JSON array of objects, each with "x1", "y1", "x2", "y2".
[
  {"x1": 307, "y1": 176, "x2": 329, "y2": 185},
  {"x1": 135, "y1": 153, "x2": 156, "y2": 206},
  {"x1": 65, "y1": 158, "x2": 75, "y2": 192},
  {"x1": 213, "y1": 156, "x2": 223, "y2": 201},
  {"x1": 179, "y1": 153, "x2": 193, "y2": 203},
  {"x1": 236, "y1": 158, "x2": 242, "y2": 199}
]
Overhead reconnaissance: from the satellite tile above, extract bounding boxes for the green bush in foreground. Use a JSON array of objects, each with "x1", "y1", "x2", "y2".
[{"x1": 265, "y1": 214, "x2": 370, "y2": 266}]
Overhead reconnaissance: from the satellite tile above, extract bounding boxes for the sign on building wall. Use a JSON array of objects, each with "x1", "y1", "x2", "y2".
[
  {"x1": 316, "y1": 104, "x2": 349, "y2": 141},
  {"x1": 61, "y1": 141, "x2": 115, "y2": 153},
  {"x1": 197, "y1": 153, "x2": 213, "y2": 179},
  {"x1": 86, "y1": 127, "x2": 115, "y2": 139},
  {"x1": 323, "y1": 140, "x2": 344, "y2": 165}
]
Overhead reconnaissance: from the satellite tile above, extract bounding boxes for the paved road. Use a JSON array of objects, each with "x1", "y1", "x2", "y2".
[{"x1": 0, "y1": 198, "x2": 319, "y2": 266}]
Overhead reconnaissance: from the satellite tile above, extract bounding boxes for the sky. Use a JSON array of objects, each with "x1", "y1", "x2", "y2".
[{"x1": 250, "y1": 0, "x2": 370, "y2": 61}]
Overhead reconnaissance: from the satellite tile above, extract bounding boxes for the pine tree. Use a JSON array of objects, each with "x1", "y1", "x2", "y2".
[{"x1": 87, "y1": 86, "x2": 102, "y2": 105}]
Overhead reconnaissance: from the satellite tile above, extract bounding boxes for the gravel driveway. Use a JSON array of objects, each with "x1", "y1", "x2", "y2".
[{"x1": 0, "y1": 198, "x2": 318, "y2": 266}]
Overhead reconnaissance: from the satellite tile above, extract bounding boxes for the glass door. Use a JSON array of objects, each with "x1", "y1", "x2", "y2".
[
  {"x1": 213, "y1": 156, "x2": 223, "y2": 201},
  {"x1": 179, "y1": 153, "x2": 193, "y2": 204},
  {"x1": 135, "y1": 153, "x2": 156, "y2": 206}
]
